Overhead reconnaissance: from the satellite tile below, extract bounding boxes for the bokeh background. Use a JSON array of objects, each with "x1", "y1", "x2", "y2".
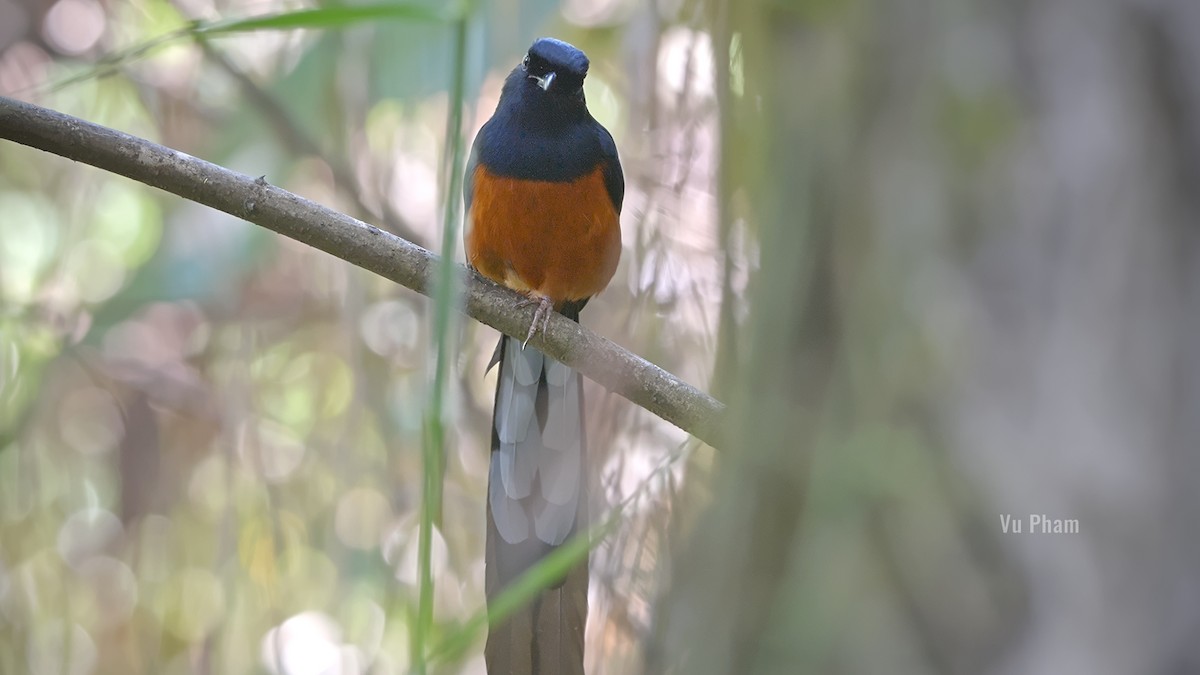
[{"x1": 3, "y1": 0, "x2": 1200, "y2": 674}]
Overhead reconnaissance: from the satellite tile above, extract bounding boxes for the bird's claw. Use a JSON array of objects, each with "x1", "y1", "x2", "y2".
[{"x1": 518, "y1": 295, "x2": 554, "y2": 348}]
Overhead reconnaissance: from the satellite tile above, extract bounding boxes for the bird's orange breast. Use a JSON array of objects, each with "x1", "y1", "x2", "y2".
[{"x1": 466, "y1": 164, "x2": 621, "y2": 305}]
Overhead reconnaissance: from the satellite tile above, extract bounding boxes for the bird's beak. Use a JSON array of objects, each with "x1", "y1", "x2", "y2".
[{"x1": 530, "y1": 71, "x2": 556, "y2": 91}]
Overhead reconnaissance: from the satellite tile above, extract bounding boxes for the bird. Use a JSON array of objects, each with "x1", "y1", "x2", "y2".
[{"x1": 463, "y1": 37, "x2": 623, "y2": 675}]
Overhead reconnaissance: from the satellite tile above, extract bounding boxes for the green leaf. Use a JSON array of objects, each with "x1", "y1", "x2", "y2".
[
  {"x1": 41, "y1": 2, "x2": 459, "y2": 96},
  {"x1": 426, "y1": 513, "x2": 621, "y2": 664},
  {"x1": 193, "y1": 2, "x2": 457, "y2": 36}
]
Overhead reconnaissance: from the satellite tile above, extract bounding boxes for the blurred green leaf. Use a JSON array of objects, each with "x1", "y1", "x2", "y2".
[
  {"x1": 44, "y1": 1, "x2": 460, "y2": 96},
  {"x1": 427, "y1": 513, "x2": 620, "y2": 665},
  {"x1": 194, "y1": 2, "x2": 457, "y2": 35}
]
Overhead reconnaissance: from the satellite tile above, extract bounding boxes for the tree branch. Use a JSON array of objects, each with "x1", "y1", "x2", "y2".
[{"x1": 0, "y1": 95, "x2": 725, "y2": 447}]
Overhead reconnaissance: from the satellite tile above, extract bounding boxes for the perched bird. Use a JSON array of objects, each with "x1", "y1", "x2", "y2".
[{"x1": 464, "y1": 37, "x2": 623, "y2": 675}]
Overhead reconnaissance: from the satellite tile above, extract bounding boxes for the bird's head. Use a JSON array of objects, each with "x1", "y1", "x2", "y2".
[
  {"x1": 495, "y1": 38, "x2": 593, "y2": 128},
  {"x1": 520, "y1": 37, "x2": 589, "y2": 96}
]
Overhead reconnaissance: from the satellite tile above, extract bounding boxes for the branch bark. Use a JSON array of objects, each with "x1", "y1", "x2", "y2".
[{"x1": 0, "y1": 95, "x2": 724, "y2": 447}]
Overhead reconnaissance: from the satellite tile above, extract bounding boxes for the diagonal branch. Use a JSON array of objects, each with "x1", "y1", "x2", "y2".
[{"x1": 0, "y1": 95, "x2": 725, "y2": 448}]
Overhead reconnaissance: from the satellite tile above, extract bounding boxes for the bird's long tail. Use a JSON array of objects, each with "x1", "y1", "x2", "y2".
[{"x1": 484, "y1": 333, "x2": 588, "y2": 675}]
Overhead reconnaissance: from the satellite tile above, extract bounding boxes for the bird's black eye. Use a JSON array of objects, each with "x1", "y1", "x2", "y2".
[{"x1": 525, "y1": 56, "x2": 551, "y2": 77}]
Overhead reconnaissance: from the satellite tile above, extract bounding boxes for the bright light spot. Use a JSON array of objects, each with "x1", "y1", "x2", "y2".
[
  {"x1": 334, "y1": 488, "x2": 393, "y2": 551},
  {"x1": 0, "y1": 192, "x2": 59, "y2": 303},
  {"x1": 460, "y1": 654, "x2": 487, "y2": 675},
  {"x1": 359, "y1": 300, "x2": 418, "y2": 359},
  {"x1": 0, "y1": 42, "x2": 49, "y2": 100},
  {"x1": 658, "y1": 27, "x2": 715, "y2": 99},
  {"x1": 43, "y1": 0, "x2": 105, "y2": 56},
  {"x1": 56, "y1": 507, "x2": 122, "y2": 569},
  {"x1": 261, "y1": 611, "x2": 345, "y2": 675},
  {"x1": 239, "y1": 419, "x2": 307, "y2": 483},
  {"x1": 561, "y1": 0, "x2": 625, "y2": 26},
  {"x1": 603, "y1": 448, "x2": 665, "y2": 504},
  {"x1": 65, "y1": 239, "x2": 127, "y2": 304},
  {"x1": 388, "y1": 154, "x2": 438, "y2": 233},
  {"x1": 59, "y1": 386, "x2": 124, "y2": 456},
  {"x1": 383, "y1": 520, "x2": 447, "y2": 586},
  {"x1": 93, "y1": 182, "x2": 162, "y2": 266},
  {"x1": 730, "y1": 32, "x2": 744, "y2": 97}
]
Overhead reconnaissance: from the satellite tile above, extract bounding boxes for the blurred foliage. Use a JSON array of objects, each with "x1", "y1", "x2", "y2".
[{"x1": 10, "y1": 0, "x2": 1191, "y2": 673}]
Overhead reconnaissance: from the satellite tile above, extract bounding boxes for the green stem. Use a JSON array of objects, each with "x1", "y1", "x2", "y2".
[{"x1": 413, "y1": 14, "x2": 469, "y2": 675}]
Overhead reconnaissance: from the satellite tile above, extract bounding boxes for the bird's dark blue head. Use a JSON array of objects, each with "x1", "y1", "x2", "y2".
[
  {"x1": 497, "y1": 38, "x2": 592, "y2": 126},
  {"x1": 522, "y1": 38, "x2": 589, "y2": 94},
  {"x1": 470, "y1": 36, "x2": 621, "y2": 204}
]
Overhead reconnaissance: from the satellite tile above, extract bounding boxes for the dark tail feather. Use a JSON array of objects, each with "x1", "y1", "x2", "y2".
[
  {"x1": 484, "y1": 497, "x2": 588, "y2": 675},
  {"x1": 484, "y1": 335, "x2": 588, "y2": 675}
]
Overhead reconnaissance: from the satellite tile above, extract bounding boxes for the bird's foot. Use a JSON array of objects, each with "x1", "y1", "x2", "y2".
[{"x1": 516, "y1": 294, "x2": 555, "y2": 348}]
